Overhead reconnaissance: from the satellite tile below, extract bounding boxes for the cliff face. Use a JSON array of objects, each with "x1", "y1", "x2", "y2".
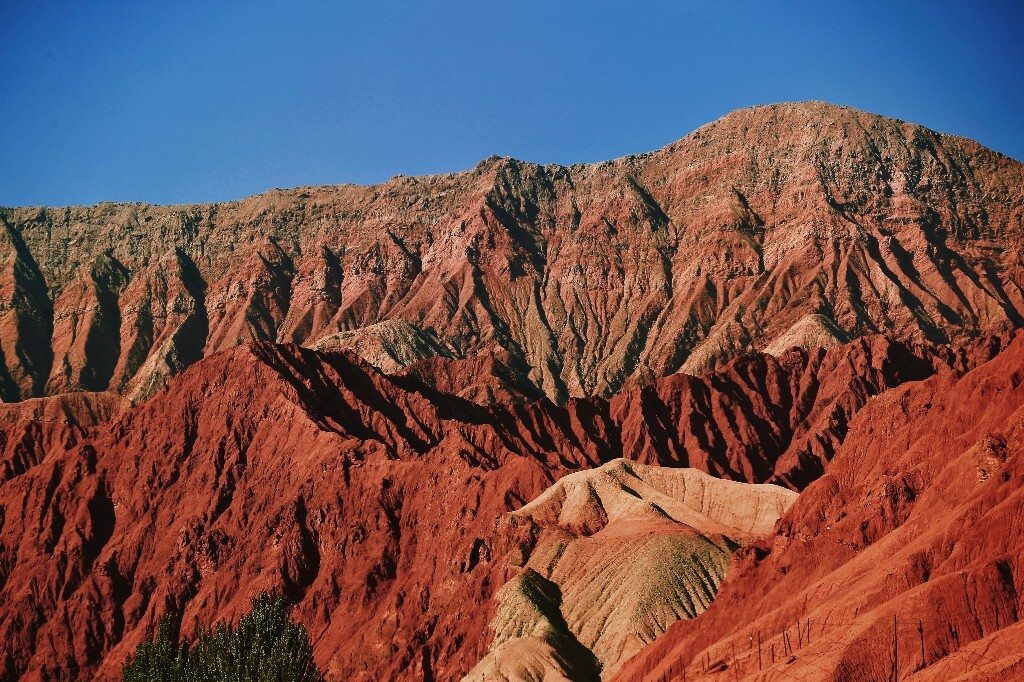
[
  {"x1": 0, "y1": 333, "x2": 999, "y2": 681},
  {"x1": 2, "y1": 102, "x2": 1023, "y2": 403},
  {"x1": 615, "y1": 334, "x2": 1024, "y2": 682},
  {"x1": 2, "y1": 102, "x2": 1024, "y2": 681}
]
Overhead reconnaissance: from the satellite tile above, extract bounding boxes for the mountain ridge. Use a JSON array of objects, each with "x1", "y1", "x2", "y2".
[
  {"x1": 0, "y1": 331, "x2": 1014, "y2": 679},
  {"x1": 2, "y1": 101, "x2": 1022, "y2": 681},
  {"x1": 3, "y1": 101, "x2": 1022, "y2": 403},
  {"x1": 615, "y1": 332, "x2": 1024, "y2": 681},
  {"x1": 6, "y1": 100, "x2": 1016, "y2": 210}
]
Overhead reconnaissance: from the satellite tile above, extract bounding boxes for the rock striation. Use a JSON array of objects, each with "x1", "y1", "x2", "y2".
[
  {"x1": 2, "y1": 102, "x2": 1023, "y2": 403},
  {"x1": 615, "y1": 333, "x2": 1024, "y2": 681},
  {"x1": 464, "y1": 460, "x2": 796, "y2": 680},
  {"x1": 1, "y1": 102, "x2": 1024, "y2": 682},
  {"x1": 0, "y1": 333, "x2": 1011, "y2": 680}
]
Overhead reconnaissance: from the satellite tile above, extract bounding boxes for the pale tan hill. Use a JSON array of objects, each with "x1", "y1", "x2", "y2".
[
  {"x1": 762, "y1": 313, "x2": 850, "y2": 356},
  {"x1": 466, "y1": 460, "x2": 796, "y2": 679}
]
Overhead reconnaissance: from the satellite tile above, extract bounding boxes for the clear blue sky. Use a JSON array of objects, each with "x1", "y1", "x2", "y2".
[{"x1": 1, "y1": 1, "x2": 1021, "y2": 206}]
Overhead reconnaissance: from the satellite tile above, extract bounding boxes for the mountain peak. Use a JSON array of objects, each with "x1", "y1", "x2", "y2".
[{"x1": 1, "y1": 105, "x2": 1022, "y2": 404}]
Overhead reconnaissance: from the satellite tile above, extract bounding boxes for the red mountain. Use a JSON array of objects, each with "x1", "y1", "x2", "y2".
[
  {"x1": 616, "y1": 333, "x2": 1024, "y2": 681},
  {"x1": 1, "y1": 103, "x2": 1023, "y2": 681},
  {"x1": 2, "y1": 102, "x2": 1023, "y2": 404},
  {"x1": 0, "y1": 333, "x2": 1010, "y2": 680}
]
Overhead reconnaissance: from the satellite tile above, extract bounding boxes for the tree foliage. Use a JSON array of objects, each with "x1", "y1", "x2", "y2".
[{"x1": 122, "y1": 592, "x2": 326, "y2": 682}]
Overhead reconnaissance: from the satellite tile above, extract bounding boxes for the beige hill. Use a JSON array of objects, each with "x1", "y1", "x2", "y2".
[{"x1": 466, "y1": 460, "x2": 797, "y2": 680}]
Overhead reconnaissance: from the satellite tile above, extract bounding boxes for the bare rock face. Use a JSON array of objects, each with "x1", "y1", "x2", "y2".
[
  {"x1": 465, "y1": 569, "x2": 602, "y2": 682},
  {"x1": 762, "y1": 313, "x2": 849, "y2": 356},
  {"x1": 46, "y1": 252, "x2": 130, "y2": 394},
  {"x1": 0, "y1": 391, "x2": 128, "y2": 428},
  {"x1": 0, "y1": 345, "x2": 561, "y2": 681},
  {"x1": 615, "y1": 333, "x2": 1024, "y2": 681},
  {"x1": 112, "y1": 247, "x2": 209, "y2": 402},
  {"x1": 399, "y1": 350, "x2": 545, "y2": 405},
  {"x1": 465, "y1": 460, "x2": 796, "y2": 680},
  {"x1": 609, "y1": 333, "x2": 1013, "y2": 488},
  {"x1": 0, "y1": 333, "x2": 1009, "y2": 680},
  {"x1": 312, "y1": 319, "x2": 454, "y2": 373},
  {"x1": 0, "y1": 220, "x2": 52, "y2": 400},
  {"x1": 2, "y1": 102, "x2": 1024, "y2": 682},
  {"x1": 2, "y1": 102, "x2": 1023, "y2": 402},
  {"x1": 0, "y1": 392, "x2": 128, "y2": 482}
]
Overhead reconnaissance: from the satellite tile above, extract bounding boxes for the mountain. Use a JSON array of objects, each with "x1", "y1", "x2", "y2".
[
  {"x1": 615, "y1": 333, "x2": 1024, "y2": 681},
  {"x1": 2, "y1": 102, "x2": 1023, "y2": 404},
  {"x1": 2, "y1": 103, "x2": 1023, "y2": 681},
  {"x1": 0, "y1": 332, "x2": 1009, "y2": 680}
]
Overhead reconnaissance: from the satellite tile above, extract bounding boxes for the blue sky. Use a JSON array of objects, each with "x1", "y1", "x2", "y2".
[{"x1": 1, "y1": 1, "x2": 1021, "y2": 206}]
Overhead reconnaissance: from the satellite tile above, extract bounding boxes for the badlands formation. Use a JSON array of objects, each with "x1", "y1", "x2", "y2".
[
  {"x1": 0, "y1": 102, "x2": 1023, "y2": 680},
  {"x1": 2, "y1": 101, "x2": 1023, "y2": 404},
  {"x1": 466, "y1": 461, "x2": 797, "y2": 680}
]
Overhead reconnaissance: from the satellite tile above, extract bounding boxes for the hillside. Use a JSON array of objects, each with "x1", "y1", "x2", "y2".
[
  {"x1": 0, "y1": 331, "x2": 1010, "y2": 679},
  {"x1": 616, "y1": 334, "x2": 1024, "y2": 681},
  {"x1": 2, "y1": 102, "x2": 1022, "y2": 403},
  {"x1": 2, "y1": 102, "x2": 1024, "y2": 681}
]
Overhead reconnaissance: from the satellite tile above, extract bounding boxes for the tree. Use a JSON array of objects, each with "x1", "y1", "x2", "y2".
[{"x1": 122, "y1": 592, "x2": 326, "y2": 682}]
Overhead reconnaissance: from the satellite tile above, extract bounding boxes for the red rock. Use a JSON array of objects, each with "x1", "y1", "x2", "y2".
[
  {"x1": 0, "y1": 220, "x2": 52, "y2": 400},
  {"x1": 0, "y1": 333, "x2": 1007, "y2": 679},
  {"x1": 614, "y1": 333, "x2": 1024, "y2": 681},
  {"x1": 399, "y1": 350, "x2": 544, "y2": 405},
  {"x1": 0, "y1": 392, "x2": 127, "y2": 484},
  {"x1": 1, "y1": 102, "x2": 1023, "y2": 681},
  {"x1": 0, "y1": 391, "x2": 128, "y2": 428},
  {"x1": 2, "y1": 102, "x2": 1023, "y2": 402}
]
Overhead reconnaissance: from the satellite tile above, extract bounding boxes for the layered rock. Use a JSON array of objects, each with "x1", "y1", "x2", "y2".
[
  {"x1": 615, "y1": 334, "x2": 1024, "y2": 681},
  {"x1": 465, "y1": 460, "x2": 796, "y2": 680},
  {"x1": 0, "y1": 392, "x2": 127, "y2": 483},
  {"x1": 0, "y1": 334, "x2": 1010, "y2": 680},
  {"x1": 2, "y1": 102, "x2": 1023, "y2": 402},
  {"x1": 2, "y1": 101, "x2": 1023, "y2": 682}
]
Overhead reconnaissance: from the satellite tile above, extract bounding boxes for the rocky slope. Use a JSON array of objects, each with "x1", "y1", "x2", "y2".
[
  {"x1": 615, "y1": 333, "x2": 1024, "y2": 681},
  {"x1": 2, "y1": 102, "x2": 1023, "y2": 403},
  {"x1": 464, "y1": 460, "x2": 796, "y2": 680},
  {"x1": 0, "y1": 333, "x2": 1010, "y2": 680},
  {"x1": 3, "y1": 102, "x2": 1024, "y2": 682},
  {"x1": 0, "y1": 392, "x2": 128, "y2": 483}
]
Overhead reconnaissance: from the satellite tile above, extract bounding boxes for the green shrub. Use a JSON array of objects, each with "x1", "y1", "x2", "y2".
[
  {"x1": 122, "y1": 592, "x2": 326, "y2": 682},
  {"x1": 121, "y1": 616, "x2": 187, "y2": 682}
]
